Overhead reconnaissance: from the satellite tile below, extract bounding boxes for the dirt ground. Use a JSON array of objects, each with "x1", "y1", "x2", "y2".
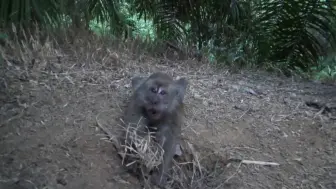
[{"x1": 0, "y1": 37, "x2": 335, "y2": 189}]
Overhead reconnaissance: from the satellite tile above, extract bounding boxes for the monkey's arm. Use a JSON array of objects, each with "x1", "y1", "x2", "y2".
[
  {"x1": 151, "y1": 125, "x2": 177, "y2": 186},
  {"x1": 123, "y1": 103, "x2": 150, "y2": 147}
]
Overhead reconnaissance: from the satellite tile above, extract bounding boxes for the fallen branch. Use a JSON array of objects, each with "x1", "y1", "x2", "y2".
[
  {"x1": 240, "y1": 160, "x2": 280, "y2": 166},
  {"x1": 95, "y1": 113, "x2": 122, "y2": 155},
  {"x1": 228, "y1": 158, "x2": 280, "y2": 166}
]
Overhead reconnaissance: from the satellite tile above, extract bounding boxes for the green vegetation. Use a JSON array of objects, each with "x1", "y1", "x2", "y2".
[
  {"x1": 312, "y1": 56, "x2": 336, "y2": 82},
  {"x1": 1, "y1": 0, "x2": 336, "y2": 81}
]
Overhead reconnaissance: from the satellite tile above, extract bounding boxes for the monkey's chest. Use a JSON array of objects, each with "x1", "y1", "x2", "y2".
[{"x1": 147, "y1": 125, "x2": 158, "y2": 133}]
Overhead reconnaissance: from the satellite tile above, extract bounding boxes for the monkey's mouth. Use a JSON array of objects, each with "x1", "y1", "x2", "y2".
[{"x1": 147, "y1": 108, "x2": 161, "y2": 119}]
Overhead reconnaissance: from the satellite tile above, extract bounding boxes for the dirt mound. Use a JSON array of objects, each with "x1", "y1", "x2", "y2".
[{"x1": 0, "y1": 35, "x2": 335, "y2": 189}]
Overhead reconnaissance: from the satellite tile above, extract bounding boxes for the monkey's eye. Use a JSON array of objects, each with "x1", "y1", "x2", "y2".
[
  {"x1": 159, "y1": 90, "x2": 166, "y2": 95},
  {"x1": 150, "y1": 87, "x2": 157, "y2": 93}
]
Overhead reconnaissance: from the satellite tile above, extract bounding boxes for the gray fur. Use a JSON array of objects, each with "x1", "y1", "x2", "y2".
[
  {"x1": 123, "y1": 72, "x2": 188, "y2": 187},
  {"x1": 131, "y1": 76, "x2": 147, "y2": 91},
  {"x1": 174, "y1": 78, "x2": 188, "y2": 102}
]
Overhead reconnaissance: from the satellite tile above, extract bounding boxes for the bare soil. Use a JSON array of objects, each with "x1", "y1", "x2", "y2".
[{"x1": 0, "y1": 36, "x2": 335, "y2": 189}]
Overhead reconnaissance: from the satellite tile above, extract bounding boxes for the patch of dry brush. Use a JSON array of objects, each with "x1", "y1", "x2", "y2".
[{"x1": 95, "y1": 110, "x2": 231, "y2": 189}]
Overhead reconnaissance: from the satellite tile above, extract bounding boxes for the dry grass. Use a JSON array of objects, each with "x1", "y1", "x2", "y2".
[
  {"x1": 96, "y1": 114, "x2": 164, "y2": 172},
  {"x1": 95, "y1": 109, "x2": 230, "y2": 189},
  {"x1": 0, "y1": 26, "x2": 335, "y2": 189}
]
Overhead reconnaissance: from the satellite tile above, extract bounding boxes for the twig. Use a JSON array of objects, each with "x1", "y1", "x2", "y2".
[
  {"x1": 241, "y1": 160, "x2": 280, "y2": 166},
  {"x1": 314, "y1": 106, "x2": 326, "y2": 118},
  {"x1": 317, "y1": 114, "x2": 326, "y2": 131},
  {"x1": 228, "y1": 158, "x2": 280, "y2": 166},
  {"x1": 214, "y1": 158, "x2": 280, "y2": 188},
  {"x1": 224, "y1": 162, "x2": 242, "y2": 183},
  {"x1": 236, "y1": 108, "x2": 250, "y2": 120},
  {"x1": 95, "y1": 112, "x2": 121, "y2": 151},
  {"x1": 214, "y1": 162, "x2": 242, "y2": 189},
  {"x1": 187, "y1": 142, "x2": 203, "y2": 176}
]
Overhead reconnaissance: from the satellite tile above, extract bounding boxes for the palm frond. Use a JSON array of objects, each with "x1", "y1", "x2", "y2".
[{"x1": 253, "y1": 0, "x2": 336, "y2": 71}]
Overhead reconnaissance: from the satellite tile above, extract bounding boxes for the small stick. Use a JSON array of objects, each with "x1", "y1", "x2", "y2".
[
  {"x1": 228, "y1": 158, "x2": 280, "y2": 166},
  {"x1": 241, "y1": 160, "x2": 280, "y2": 166},
  {"x1": 95, "y1": 113, "x2": 122, "y2": 153}
]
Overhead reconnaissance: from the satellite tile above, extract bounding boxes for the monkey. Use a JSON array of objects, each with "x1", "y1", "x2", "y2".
[{"x1": 122, "y1": 72, "x2": 188, "y2": 187}]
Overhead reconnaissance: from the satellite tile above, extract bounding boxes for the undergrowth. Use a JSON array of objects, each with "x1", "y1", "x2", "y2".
[
  {"x1": 311, "y1": 56, "x2": 336, "y2": 83},
  {"x1": 0, "y1": 23, "x2": 335, "y2": 88}
]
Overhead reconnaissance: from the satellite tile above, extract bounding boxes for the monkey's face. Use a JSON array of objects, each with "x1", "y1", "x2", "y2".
[
  {"x1": 132, "y1": 72, "x2": 188, "y2": 121},
  {"x1": 142, "y1": 82, "x2": 172, "y2": 121}
]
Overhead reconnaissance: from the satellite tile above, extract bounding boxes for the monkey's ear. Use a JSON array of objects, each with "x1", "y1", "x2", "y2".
[
  {"x1": 174, "y1": 78, "x2": 188, "y2": 101},
  {"x1": 131, "y1": 76, "x2": 147, "y2": 91}
]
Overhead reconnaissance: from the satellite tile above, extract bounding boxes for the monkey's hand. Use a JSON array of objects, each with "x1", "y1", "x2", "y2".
[{"x1": 150, "y1": 171, "x2": 168, "y2": 188}]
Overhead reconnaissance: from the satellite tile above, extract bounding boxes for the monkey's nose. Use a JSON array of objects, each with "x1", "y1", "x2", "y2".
[{"x1": 152, "y1": 100, "x2": 158, "y2": 105}]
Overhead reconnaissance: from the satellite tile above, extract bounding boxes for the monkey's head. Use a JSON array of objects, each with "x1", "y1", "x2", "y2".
[{"x1": 131, "y1": 72, "x2": 188, "y2": 121}]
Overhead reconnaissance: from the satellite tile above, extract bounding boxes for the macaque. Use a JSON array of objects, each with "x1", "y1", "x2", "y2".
[{"x1": 123, "y1": 72, "x2": 188, "y2": 187}]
